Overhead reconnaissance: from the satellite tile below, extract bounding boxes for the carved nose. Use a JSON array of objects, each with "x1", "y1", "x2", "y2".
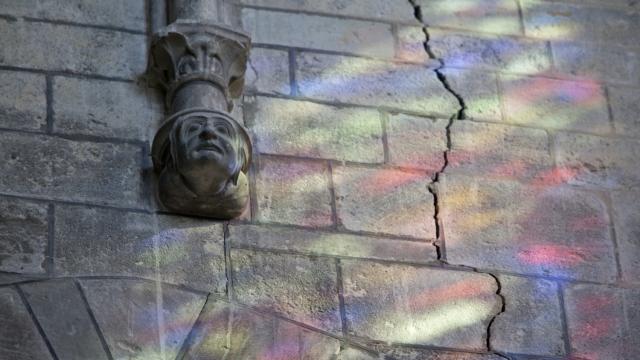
[{"x1": 200, "y1": 128, "x2": 217, "y2": 140}]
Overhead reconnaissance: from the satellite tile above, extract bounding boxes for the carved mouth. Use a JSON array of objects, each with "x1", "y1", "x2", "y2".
[{"x1": 197, "y1": 142, "x2": 224, "y2": 154}]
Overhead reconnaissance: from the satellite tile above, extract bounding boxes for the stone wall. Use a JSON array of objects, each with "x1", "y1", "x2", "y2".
[{"x1": 0, "y1": 0, "x2": 638, "y2": 359}]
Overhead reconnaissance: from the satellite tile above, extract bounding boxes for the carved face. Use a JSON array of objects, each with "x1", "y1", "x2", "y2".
[{"x1": 171, "y1": 112, "x2": 244, "y2": 193}]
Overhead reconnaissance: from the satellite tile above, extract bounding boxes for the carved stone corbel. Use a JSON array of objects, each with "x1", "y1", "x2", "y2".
[{"x1": 148, "y1": 1, "x2": 252, "y2": 219}]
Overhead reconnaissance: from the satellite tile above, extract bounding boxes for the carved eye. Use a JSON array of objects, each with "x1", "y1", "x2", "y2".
[
  {"x1": 188, "y1": 124, "x2": 200, "y2": 133},
  {"x1": 216, "y1": 125, "x2": 230, "y2": 136}
]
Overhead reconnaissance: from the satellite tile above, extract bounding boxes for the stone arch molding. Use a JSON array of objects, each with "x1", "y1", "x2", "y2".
[
  {"x1": 1, "y1": 277, "x2": 374, "y2": 359},
  {"x1": 147, "y1": 0, "x2": 253, "y2": 219}
]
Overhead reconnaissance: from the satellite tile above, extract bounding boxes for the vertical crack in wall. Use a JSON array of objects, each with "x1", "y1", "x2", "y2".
[
  {"x1": 407, "y1": 1, "x2": 507, "y2": 356},
  {"x1": 408, "y1": 1, "x2": 466, "y2": 261}
]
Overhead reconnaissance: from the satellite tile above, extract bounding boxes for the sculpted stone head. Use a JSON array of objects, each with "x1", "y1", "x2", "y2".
[{"x1": 152, "y1": 108, "x2": 251, "y2": 218}]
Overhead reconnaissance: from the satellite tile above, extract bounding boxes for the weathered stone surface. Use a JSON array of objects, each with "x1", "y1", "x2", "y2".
[
  {"x1": 55, "y1": 205, "x2": 226, "y2": 293},
  {"x1": 609, "y1": 85, "x2": 640, "y2": 138},
  {"x1": 396, "y1": 26, "x2": 429, "y2": 64},
  {"x1": 622, "y1": 288, "x2": 640, "y2": 360},
  {"x1": 333, "y1": 166, "x2": 435, "y2": 239},
  {"x1": 0, "y1": 19, "x2": 146, "y2": 78},
  {"x1": 341, "y1": 260, "x2": 501, "y2": 350},
  {"x1": 0, "y1": 0, "x2": 146, "y2": 31},
  {"x1": 500, "y1": 75, "x2": 611, "y2": 134},
  {"x1": 20, "y1": 279, "x2": 108, "y2": 360},
  {"x1": 564, "y1": 284, "x2": 627, "y2": 360},
  {"x1": 534, "y1": 0, "x2": 637, "y2": 6},
  {"x1": 554, "y1": 132, "x2": 640, "y2": 189},
  {"x1": 183, "y1": 300, "x2": 341, "y2": 359},
  {"x1": 0, "y1": 70, "x2": 46, "y2": 131},
  {"x1": 521, "y1": 0, "x2": 640, "y2": 46},
  {"x1": 154, "y1": 215, "x2": 227, "y2": 294},
  {"x1": 246, "y1": 48, "x2": 291, "y2": 95},
  {"x1": 242, "y1": 9, "x2": 395, "y2": 59},
  {"x1": 416, "y1": 0, "x2": 522, "y2": 35},
  {"x1": 0, "y1": 273, "x2": 38, "y2": 285},
  {"x1": 231, "y1": 248, "x2": 341, "y2": 334},
  {"x1": 0, "y1": 197, "x2": 48, "y2": 274},
  {"x1": 80, "y1": 279, "x2": 206, "y2": 360},
  {"x1": 0, "y1": 286, "x2": 53, "y2": 360},
  {"x1": 255, "y1": 157, "x2": 333, "y2": 227},
  {"x1": 491, "y1": 275, "x2": 565, "y2": 356},
  {"x1": 448, "y1": 120, "x2": 553, "y2": 180},
  {"x1": 386, "y1": 114, "x2": 447, "y2": 172},
  {"x1": 429, "y1": 30, "x2": 551, "y2": 74},
  {"x1": 296, "y1": 52, "x2": 459, "y2": 117},
  {"x1": 236, "y1": 0, "x2": 417, "y2": 23},
  {"x1": 612, "y1": 190, "x2": 640, "y2": 283},
  {"x1": 336, "y1": 347, "x2": 378, "y2": 360},
  {"x1": 53, "y1": 77, "x2": 162, "y2": 140},
  {"x1": 229, "y1": 224, "x2": 437, "y2": 263},
  {"x1": 0, "y1": 133, "x2": 143, "y2": 207},
  {"x1": 372, "y1": 344, "x2": 506, "y2": 360},
  {"x1": 441, "y1": 68, "x2": 501, "y2": 121},
  {"x1": 247, "y1": 96, "x2": 384, "y2": 163},
  {"x1": 551, "y1": 42, "x2": 640, "y2": 86},
  {"x1": 439, "y1": 174, "x2": 617, "y2": 282}
]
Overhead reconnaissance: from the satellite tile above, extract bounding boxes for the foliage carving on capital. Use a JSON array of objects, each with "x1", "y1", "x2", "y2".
[{"x1": 148, "y1": 21, "x2": 251, "y2": 108}]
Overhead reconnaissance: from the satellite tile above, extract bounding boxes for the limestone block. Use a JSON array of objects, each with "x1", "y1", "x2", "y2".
[
  {"x1": 0, "y1": 197, "x2": 48, "y2": 274},
  {"x1": 53, "y1": 77, "x2": 162, "y2": 141},
  {"x1": 564, "y1": 284, "x2": 627, "y2": 359},
  {"x1": 341, "y1": 260, "x2": 501, "y2": 350},
  {"x1": 0, "y1": 133, "x2": 143, "y2": 207},
  {"x1": 242, "y1": 9, "x2": 395, "y2": 59},
  {"x1": 55, "y1": 205, "x2": 227, "y2": 293},
  {"x1": 521, "y1": 0, "x2": 640, "y2": 46},
  {"x1": 491, "y1": 275, "x2": 565, "y2": 356},
  {"x1": 296, "y1": 52, "x2": 459, "y2": 117},
  {"x1": 386, "y1": 114, "x2": 447, "y2": 173},
  {"x1": 0, "y1": 0, "x2": 146, "y2": 31},
  {"x1": 440, "y1": 68, "x2": 501, "y2": 121},
  {"x1": 245, "y1": 48, "x2": 291, "y2": 95},
  {"x1": 236, "y1": 0, "x2": 417, "y2": 23},
  {"x1": 429, "y1": 30, "x2": 551, "y2": 74},
  {"x1": 247, "y1": 96, "x2": 384, "y2": 163},
  {"x1": 373, "y1": 344, "x2": 506, "y2": 360},
  {"x1": 448, "y1": 120, "x2": 553, "y2": 180},
  {"x1": 395, "y1": 26, "x2": 429, "y2": 64},
  {"x1": 416, "y1": 0, "x2": 522, "y2": 35},
  {"x1": 255, "y1": 157, "x2": 333, "y2": 227},
  {"x1": 182, "y1": 300, "x2": 341, "y2": 359},
  {"x1": 0, "y1": 70, "x2": 46, "y2": 131},
  {"x1": 612, "y1": 190, "x2": 640, "y2": 283},
  {"x1": 230, "y1": 248, "x2": 341, "y2": 334},
  {"x1": 609, "y1": 85, "x2": 640, "y2": 138},
  {"x1": 0, "y1": 287, "x2": 53, "y2": 360},
  {"x1": 438, "y1": 174, "x2": 617, "y2": 282},
  {"x1": 20, "y1": 279, "x2": 109, "y2": 360},
  {"x1": 79, "y1": 279, "x2": 206, "y2": 360},
  {"x1": 228, "y1": 224, "x2": 438, "y2": 263},
  {"x1": 333, "y1": 165, "x2": 435, "y2": 239},
  {"x1": 551, "y1": 42, "x2": 640, "y2": 86},
  {"x1": 0, "y1": 19, "x2": 146, "y2": 79},
  {"x1": 500, "y1": 75, "x2": 611, "y2": 134},
  {"x1": 555, "y1": 132, "x2": 640, "y2": 189}
]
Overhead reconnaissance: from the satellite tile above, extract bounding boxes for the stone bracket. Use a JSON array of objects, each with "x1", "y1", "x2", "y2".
[{"x1": 147, "y1": 1, "x2": 252, "y2": 219}]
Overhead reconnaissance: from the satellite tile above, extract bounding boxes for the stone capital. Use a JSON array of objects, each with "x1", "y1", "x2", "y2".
[{"x1": 148, "y1": 21, "x2": 251, "y2": 110}]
